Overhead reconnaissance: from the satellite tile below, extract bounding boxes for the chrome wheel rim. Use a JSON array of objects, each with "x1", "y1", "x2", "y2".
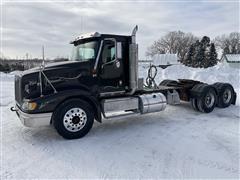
[
  {"x1": 205, "y1": 92, "x2": 215, "y2": 108},
  {"x1": 63, "y1": 108, "x2": 87, "y2": 132},
  {"x1": 223, "y1": 89, "x2": 232, "y2": 104}
]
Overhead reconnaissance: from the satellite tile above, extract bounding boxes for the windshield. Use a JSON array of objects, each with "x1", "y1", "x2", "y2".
[{"x1": 71, "y1": 41, "x2": 99, "y2": 61}]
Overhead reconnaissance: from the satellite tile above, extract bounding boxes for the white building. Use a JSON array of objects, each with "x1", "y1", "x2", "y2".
[
  {"x1": 152, "y1": 54, "x2": 180, "y2": 68},
  {"x1": 220, "y1": 54, "x2": 240, "y2": 68}
]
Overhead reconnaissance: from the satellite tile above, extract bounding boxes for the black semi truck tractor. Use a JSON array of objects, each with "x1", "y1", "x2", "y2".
[{"x1": 11, "y1": 26, "x2": 237, "y2": 139}]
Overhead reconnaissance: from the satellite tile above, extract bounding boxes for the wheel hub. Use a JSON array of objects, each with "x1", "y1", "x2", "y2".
[
  {"x1": 63, "y1": 108, "x2": 87, "y2": 132},
  {"x1": 72, "y1": 116, "x2": 80, "y2": 124},
  {"x1": 205, "y1": 92, "x2": 215, "y2": 108},
  {"x1": 223, "y1": 89, "x2": 231, "y2": 104}
]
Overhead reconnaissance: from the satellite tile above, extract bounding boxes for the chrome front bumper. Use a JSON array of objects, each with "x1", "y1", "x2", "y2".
[{"x1": 13, "y1": 106, "x2": 52, "y2": 127}]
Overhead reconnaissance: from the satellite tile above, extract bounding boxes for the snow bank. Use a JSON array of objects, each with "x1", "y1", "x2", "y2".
[
  {"x1": 0, "y1": 72, "x2": 14, "y2": 106},
  {"x1": 0, "y1": 72, "x2": 14, "y2": 81},
  {"x1": 9, "y1": 70, "x2": 23, "y2": 76}
]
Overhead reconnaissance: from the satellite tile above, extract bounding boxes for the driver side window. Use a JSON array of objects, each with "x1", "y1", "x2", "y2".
[{"x1": 102, "y1": 40, "x2": 116, "y2": 64}]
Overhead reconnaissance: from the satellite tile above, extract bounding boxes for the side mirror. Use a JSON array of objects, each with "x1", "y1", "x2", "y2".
[{"x1": 117, "y1": 42, "x2": 122, "y2": 59}]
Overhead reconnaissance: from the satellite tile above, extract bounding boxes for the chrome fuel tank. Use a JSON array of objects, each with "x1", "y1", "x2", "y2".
[{"x1": 138, "y1": 93, "x2": 167, "y2": 114}]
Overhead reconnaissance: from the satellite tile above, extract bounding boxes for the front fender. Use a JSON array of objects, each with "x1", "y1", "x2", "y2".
[{"x1": 24, "y1": 89, "x2": 102, "y2": 122}]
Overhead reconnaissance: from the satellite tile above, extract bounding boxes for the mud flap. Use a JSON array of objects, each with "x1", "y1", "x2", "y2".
[{"x1": 232, "y1": 92, "x2": 237, "y2": 105}]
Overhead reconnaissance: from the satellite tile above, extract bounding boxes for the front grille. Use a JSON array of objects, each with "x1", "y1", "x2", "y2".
[{"x1": 15, "y1": 75, "x2": 22, "y2": 105}]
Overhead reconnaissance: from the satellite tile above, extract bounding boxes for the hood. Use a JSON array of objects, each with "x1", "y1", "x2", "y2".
[
  {"x1": 16, "y1": 60, "x2": 92, "y2": 101},
  {"x1": 21, "y1": 61, "x2": 82, "y2": 76},
  {"x1": 20, "y1": 60, "x2": 91, "y2": 81}
]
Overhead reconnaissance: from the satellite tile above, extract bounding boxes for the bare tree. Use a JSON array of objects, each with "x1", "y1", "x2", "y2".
[
  {"x1": 214, "y1": 32, "x2": 240, "y2": 54},
  {"x1": 146, "y1": 31, "x2": 198, "y2": 61}
]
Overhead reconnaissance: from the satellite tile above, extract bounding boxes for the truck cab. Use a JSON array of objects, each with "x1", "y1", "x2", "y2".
[{"x1": 70, "y1": 32, "x2": 132, "y2": 96}]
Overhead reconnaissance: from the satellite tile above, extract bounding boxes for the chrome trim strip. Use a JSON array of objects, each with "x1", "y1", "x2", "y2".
[{"x1": 99, "y1": 90, "x2": 126, "y2": 97}]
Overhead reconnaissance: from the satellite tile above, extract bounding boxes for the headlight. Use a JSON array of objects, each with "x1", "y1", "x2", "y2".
[{"x1": 22, "y1": 101, "x2": 37, "y2": 111}]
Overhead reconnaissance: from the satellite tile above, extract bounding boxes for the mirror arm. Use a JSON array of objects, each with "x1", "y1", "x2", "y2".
[{"x1": 102, "y1": 59, "x2": 117, "y2": 69}]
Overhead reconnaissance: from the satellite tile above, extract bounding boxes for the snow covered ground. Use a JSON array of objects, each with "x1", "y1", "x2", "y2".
[{"x1": 1, "y1": 64, "x2": 240, "y2": 179}]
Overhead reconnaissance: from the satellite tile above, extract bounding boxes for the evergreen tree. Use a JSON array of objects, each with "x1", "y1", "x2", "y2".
[
  {"x1": 184, "y1": 36, "x2": 218, "y2": 68},
  {"x1": 196, "y1": 36, "x2": 212, "y2": 68},
  {"x1": 201, "y1": 36, "x2": 211, "y2": 68},
  {"x1": 207, "y1": 43, "x2": 218, "y2": 67},
  {"x1": 223, "y1": 46, "x2": 230, "y2": 54},
  {"x1": 203, "y1": 44, "x2": 210, "y2": 68},
  {"x1": 4, "y1": 63, "x2": 10, "y2": 72},
  {"x1": 0, "y1": 64, "x2": 4, "y2": 71},
  {"x1": 198, "y1": 44, "x2": 206, "y2": 68},
  {"x1": 191, "y1": 40, "x2": 198, "y2": 67},
  {"x1": 201, "y1": 36, "x2": 210, "y2": 45},
  {"x1": 193, "y1": 40, "x2": 205, "y2": 68},
  {"x1": 184, "y1": 44, "x2": 194, "y2": 66}
]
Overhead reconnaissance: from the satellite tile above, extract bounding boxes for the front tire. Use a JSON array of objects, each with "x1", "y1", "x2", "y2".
[{"x1": 53, "y1": 99, "x2": 94, "y2": 139}]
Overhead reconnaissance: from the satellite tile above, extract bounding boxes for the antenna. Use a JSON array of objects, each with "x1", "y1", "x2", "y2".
[
  {"x1": 81, "y1": 16, "x2": 82, "y2": 34},
  {"x1": 42, "y1": 45, "x2": 45, "y2": 68}
]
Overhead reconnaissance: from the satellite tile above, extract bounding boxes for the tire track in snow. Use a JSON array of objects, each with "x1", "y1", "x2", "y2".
[
  {"x1": 207, "y1": 132, "x2": 239, "y2": 167},
  {"x1": 19, "y1": 126, "x2": 59, "y2": 160},
  {"x1": 186, "y1": 155, "x2": 239, "y2": 175}
]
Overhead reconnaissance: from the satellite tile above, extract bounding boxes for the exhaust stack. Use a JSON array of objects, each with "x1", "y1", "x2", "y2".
[
  {"x1": 131, "y1": 25, "x2": 138, "y2": 44},
  {"x1": 128, "y1": 25, "x2": 138, "y2": 95}
]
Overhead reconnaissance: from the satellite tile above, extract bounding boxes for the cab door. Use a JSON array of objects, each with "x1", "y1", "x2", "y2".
[{"x1": 98, "y1": 38, "x2": 125, "y2": 94}]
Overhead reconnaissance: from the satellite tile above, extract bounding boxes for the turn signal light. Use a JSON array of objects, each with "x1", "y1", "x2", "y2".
[
  {"x1": 28, "y1": 102, "x2": 37, "y2": 110},
  {"x1": 22, "y1": 102, "x2": 37, "y2": 111}
]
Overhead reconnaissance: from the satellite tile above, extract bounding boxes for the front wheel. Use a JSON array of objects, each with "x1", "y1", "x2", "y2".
[{"x1": 53, "y1": 99, "x2": 94, "y2": 139}]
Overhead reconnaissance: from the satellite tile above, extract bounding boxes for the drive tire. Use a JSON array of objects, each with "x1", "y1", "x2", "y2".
[
  {"x1": 190, "y1": 98, "x2": 199, "y2": 111},
  {"x1": 197, "y1": 85, "x2": 217, "y2": 113},
  {"x1": 53, "y1": 99, "x2": 94, "y2": 139},
  {"x1": 213, "y1": 83, "x2": 234, "y2": 108}
]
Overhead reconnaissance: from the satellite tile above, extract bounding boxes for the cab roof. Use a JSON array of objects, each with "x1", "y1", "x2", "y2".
[{"x1": 70, "y1": 32, "x2": 130, "y2": 44}]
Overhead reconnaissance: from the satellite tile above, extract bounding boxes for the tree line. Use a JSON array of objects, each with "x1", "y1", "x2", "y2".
[
  {"x1": 146, "y1": 31, "x2": 240, "y2": 68},
  {"x1": 0, "y1": 58, "x2": 68, "y2": 72}
]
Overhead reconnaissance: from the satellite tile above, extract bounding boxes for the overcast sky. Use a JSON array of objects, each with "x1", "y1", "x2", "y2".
[{"x1": 1, "y1": 0, "x2": 239, "y2": 59}]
